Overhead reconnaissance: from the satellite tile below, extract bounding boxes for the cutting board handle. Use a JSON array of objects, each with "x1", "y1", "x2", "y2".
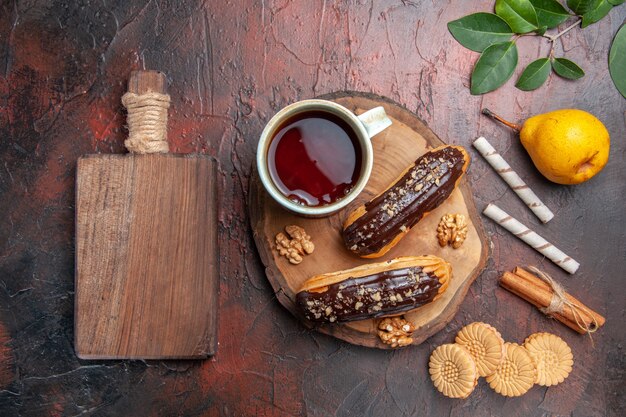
[
  {"x1": 128, "y1": 70, "x2": 167, "y2": 95},
  {"x1": 122, "y1": 70, "x2": 170, "y2": 154}
]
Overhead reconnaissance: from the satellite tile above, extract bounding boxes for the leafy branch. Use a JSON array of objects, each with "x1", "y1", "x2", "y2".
[
  {"x1": 448, "y1": 0, "x2": 626, "y2": 97},
  {"x1": 542, "y1": 18, "x2": 580, "y2": 44}
]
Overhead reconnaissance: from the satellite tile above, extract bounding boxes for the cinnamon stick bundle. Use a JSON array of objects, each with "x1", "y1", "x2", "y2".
[{"x1": 499, "y1": 267, "x2": 605, "y2": 334}]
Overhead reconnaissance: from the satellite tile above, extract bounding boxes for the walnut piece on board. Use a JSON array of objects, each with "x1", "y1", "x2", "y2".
[{"x1": 75, "y1": 154, "x2": 219, "y2": 359}]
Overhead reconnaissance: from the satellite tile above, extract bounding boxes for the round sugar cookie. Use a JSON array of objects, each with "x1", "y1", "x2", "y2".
[
  {"x1": 455, "y1": 322, "x2": 505, "y2": 377},
  {"x1": 523, "y1": 332, "x2": 573, "y2": 386},
  {"x1": 429, "y1": 343, "x2": 478, "y2": 399},
  {"x1": 486, "y1": 342, "x2": 537, "y2": 397}
]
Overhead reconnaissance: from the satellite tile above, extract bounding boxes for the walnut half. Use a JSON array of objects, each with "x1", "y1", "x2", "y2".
[
  {"x1": 275, "y1": 225, "x2": 315, "y2": 265},
  {"x1": 377, "y1": 317, "x2": 416, "y2": 348},
  {"x1": 436, "y1": 213, "x2": 468, "y2": 249}
]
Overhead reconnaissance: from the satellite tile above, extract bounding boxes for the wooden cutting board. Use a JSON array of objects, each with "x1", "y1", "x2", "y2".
[
  {"x1": 75, "y1": 71, "x2": 219, "y2": 359},
  {"x1": 249, "y1": 93, "x2": 489, "y2": 349}
]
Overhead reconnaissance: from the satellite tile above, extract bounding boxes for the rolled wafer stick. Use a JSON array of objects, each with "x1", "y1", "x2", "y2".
[
  {"x1": 483, "y1": 203, "x2": 579, "y2": 274},
  {"x1": 473, "y1": 137, "x2": 554, "y2": 223}
]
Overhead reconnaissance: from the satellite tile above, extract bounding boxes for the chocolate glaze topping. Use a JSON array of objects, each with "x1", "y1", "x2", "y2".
[
  {"x1": 296, "y1": 266, "x2": 442, "y2": 323},
  {"x1": 343, "y1": 146, "x2": 467, "y2": 256}
]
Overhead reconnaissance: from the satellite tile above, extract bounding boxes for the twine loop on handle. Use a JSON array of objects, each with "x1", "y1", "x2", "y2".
[
  {"x1": 121, "y1": 91, "x2": 170, "y2": 154},
  {"x1": 528, "y1": 266, "x2": 599, "y2": 338}
]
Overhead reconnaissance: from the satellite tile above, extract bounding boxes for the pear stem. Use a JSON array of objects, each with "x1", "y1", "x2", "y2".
[{"x1": 481, "y1": 108, "x2": 522, "y2": 132}]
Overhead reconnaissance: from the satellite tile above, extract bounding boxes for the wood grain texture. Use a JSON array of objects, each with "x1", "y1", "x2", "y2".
[
  {"x1": 249, "y1": 94, "x2": 489, "y2": 348},
  {"x1": 127, "y1": 70, "x2": 166, "y2": 95},
  {"x1": 0, "y1": 1, "x2": 624, "y2": 416},
  {"x1": 75, "y1": 154, "x2": 218, "y2": 359}
]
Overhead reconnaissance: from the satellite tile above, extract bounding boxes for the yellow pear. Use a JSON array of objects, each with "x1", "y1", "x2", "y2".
[{"x1": 482, "y1": 108, "x2": 610, "y2": 185}]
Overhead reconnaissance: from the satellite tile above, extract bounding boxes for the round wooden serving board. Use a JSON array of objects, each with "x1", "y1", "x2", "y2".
[{"x1": 249, "y1": 93, "x2": 489, "y2": 349}]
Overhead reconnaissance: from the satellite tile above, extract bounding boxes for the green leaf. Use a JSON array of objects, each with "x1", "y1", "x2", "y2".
[
  {"x1": 535, "y1": 26, "x2": 548, "y2": 35},
  {"x1": 608, "y1": 0, "x2": 624, "y2": 5},
  {"x1": 567, "y1": 0, "x2": 601, "y2": 15},
  {"x1": 530, "y1": 0, "x2": 571, "y2": 28},
  {"x1": 552, "y1": 57, "x2": 585, "y2": 79},
  {"x1": 495, "y1": 0, "x2": 539, "y2": 33},
  {"x1": 471, "y1": 41, "x2": 519, "y2": 95},
  {"x1": 609, "y1": 25, "x2": 626, "y2": 98},
  {"x1": 447, "y1": 13, "x2": 514, "y2": 52},
  {"x1": 581, "y1": 0, "x2": 613, "y2": 27},
  {"x1": 516, "y1": 58, "x2": 552, "y2": 90}
]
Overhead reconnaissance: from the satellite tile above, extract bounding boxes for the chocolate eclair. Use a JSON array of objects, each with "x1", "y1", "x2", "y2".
[
  {"x1": 296, "y1": 256, "x2": 451, "y2": 324},
  {"x1": 343, "y1": 145, "x2": 469, "y2": 258}
]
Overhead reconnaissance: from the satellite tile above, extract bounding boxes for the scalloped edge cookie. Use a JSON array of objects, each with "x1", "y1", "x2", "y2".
[
  {"x1": 523, "y1": 332, "x2": 573, "y2": 386},
  {"x1": 486, "y1": 342, "x2": 537, "y2": 397},
  {"x1": 455, "y1": 322, "x2": 505, "y2": 377},
  {"x1": 429, "y1": 343, "x2": 478, "y2": 399}
]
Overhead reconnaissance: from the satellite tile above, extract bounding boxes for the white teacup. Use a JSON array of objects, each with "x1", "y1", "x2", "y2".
[{"x1": 256, "y1": 99, "x2": 392, "y2": 217}]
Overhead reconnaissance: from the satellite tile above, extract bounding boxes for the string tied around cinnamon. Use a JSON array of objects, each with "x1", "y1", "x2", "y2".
[
  {"x1": 121, "y1": 91, "x2": 170, "y2": 154},
  {"x1": 527, "y1": 266, "x2": 599, "y2": 340}
]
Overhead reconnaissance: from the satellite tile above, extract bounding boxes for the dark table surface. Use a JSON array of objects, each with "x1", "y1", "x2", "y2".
[{"x1": 1, "y1": 1, "x2": 625, "y2": 416}]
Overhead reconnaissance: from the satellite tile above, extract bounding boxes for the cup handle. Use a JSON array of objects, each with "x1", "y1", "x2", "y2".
[{"x1": 357, "y1": 106, "x2": 392, "y2": 139}]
